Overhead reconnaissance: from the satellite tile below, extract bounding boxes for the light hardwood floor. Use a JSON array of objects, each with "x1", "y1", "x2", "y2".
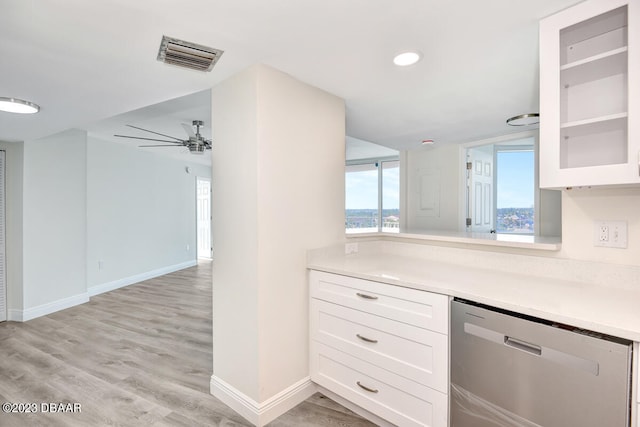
[{"x1": 0, "y1": 261, "x2": 375, "y2": 426}]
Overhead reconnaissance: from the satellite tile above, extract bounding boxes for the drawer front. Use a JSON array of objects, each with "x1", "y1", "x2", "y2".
[
  {"x1": 311, "y1": 342, "x2": 448, "y2": 427},
  {"x1": 311, "y1": 298, "x2": 448, "y2": 393},
  {"x1": 309, "y1": 270, "x2": 449, "y2": 333}
]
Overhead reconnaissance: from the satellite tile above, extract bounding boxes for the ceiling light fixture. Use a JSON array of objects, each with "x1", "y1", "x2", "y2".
[
  {"x1": 0, "y1": 97, "x2": 40, "y2": 114},
  {"x1": 421, "y1": 139, "x2": 435, "y2": 145},
  {"x1": 393, "y1": 51, "x2": 422, "y2": 66},
  {"x1": 506, "y1": 113, "x2": 539, "y2": 126}
]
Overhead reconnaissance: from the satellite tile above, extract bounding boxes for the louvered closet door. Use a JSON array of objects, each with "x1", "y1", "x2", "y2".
[{"x1": 0, "y1": 151, "x2": 5, "y2": 322}]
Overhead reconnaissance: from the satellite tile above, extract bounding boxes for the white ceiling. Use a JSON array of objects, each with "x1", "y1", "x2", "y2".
[{"x1": 1, "y1": 0, "x2": 584, "y2": 159}]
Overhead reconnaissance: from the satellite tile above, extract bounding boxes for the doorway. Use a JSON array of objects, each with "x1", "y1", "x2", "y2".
[
  {"x1": 196, "y1": 177, "x2": 212, "y2": 259},
  {"x1": 466, "y1": 144, "x2": 494, "y2": 233},
  {"x1": 465, "y1": 137, "x2": 536, "y2": 234}
]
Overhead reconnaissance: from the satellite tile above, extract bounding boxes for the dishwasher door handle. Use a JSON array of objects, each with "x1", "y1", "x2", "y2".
[{"x1": 504, "y1": 336, "x2": 542, "y2": 356}]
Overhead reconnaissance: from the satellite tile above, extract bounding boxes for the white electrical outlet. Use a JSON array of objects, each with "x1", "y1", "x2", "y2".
[
  {"x1": 594, "y1": 221, "x2": 627, "y2": 248},
  {"x1": 599, "y1": 224, "x2": 609, "y2": 242}
]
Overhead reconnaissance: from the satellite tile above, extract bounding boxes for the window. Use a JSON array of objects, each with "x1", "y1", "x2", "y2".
[
  {"x1": 495, "y1": 148, "x2": 534, "y2": 234},
  {"x1": 346, "y1": 159, "x2": 399, "y2": 233}
]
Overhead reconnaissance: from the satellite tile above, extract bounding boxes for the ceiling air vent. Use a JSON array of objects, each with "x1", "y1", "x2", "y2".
[{"x1": 157, "y1": 36, "x2": 223, "y2": 72}]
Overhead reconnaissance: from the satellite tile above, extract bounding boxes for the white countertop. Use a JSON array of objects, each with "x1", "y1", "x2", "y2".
[{"x1": 308, "y1": 243, "x2": 640, "y2": 342}]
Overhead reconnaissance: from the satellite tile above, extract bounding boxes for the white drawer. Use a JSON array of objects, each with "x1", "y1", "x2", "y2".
[
  {"x1": 309, "y1": 270, "x2": 449, "y2": 333},
  {"x1": 311, "y1": 342, "x2": 448, "y2": 427},
  {"x1": 311, "y1": 298, "x2": 448, "y2": 393}
]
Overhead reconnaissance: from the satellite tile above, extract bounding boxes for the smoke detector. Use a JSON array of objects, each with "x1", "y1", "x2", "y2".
[{"x1": 157, "y1": 36, "x2": 224, "y2": 72}]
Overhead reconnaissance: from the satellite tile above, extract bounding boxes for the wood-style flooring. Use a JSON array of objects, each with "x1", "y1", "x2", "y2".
[{"x1": 0, "y1": 261, "x2": 375, "y2": 426}]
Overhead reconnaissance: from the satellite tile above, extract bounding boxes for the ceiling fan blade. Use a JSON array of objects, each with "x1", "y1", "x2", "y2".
[
  {"x1": 114, "y1": 134, "x2": 183, "y2": 144},
  {"x1": 125, "y1": 124, "x2": 185, "y2": 142},
  {"x1": 138, "y1": 144, "x2": 185, "y2": 147},
  {"x1": 181, "y1": 123, "x2": 196, "y2": 138}
]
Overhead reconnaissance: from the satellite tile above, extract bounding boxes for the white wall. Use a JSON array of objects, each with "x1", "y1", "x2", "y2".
[
  {"x1": 255, "y1": 65, "x2": 345, "y2": 400},
  {"x1": 210, "y1": 66, "x2": 261, "y2": 400},
  {"x1": 86, "y1": 135, "x2": 210, "y2": 291},
  {"x1": 211, "y1": 64, "x2": 345, "y2": 420},
  {"x1": 22, "y1": 129, "x2": 87, "y2": 311},
  {"x1": 346, "y1": 136, "x2": 398, "y2": 161},
  {"x1": 0, "y1": 141, "x2": 24, "y2": 316},
  {"x1": 3, "y1": 128, "x2": 209, "y2": 320},
  {"x1": 560, "y1": 188, "x2": 640, "y2": 266},
  {"x1": 404, "y1": 144, "x2": 462, "y2": 231}
]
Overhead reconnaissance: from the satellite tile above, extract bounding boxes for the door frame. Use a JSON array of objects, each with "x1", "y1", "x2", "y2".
[{"x1": 196, "y1": 176, "x2": 213, "y2": 259}]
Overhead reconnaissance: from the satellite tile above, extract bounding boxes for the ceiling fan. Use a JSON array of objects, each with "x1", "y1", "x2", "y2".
[{"x1": 114, "y1": 120, "x2": 212, "y2": 154}]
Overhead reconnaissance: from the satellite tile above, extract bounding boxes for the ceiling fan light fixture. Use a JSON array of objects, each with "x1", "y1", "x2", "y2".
[
  {"x1": 0, "y1": 97, "x2": 40, "y2": 114},
  {"x1": 506, "y1": 113, "x2": 539, "y2": 126},
  {"x1": 114, "y1": 120, "x2": 212, "y2": 154},
  {"x1": 188, "y1": 142, "x2": 206, "y2": 154},
  {"x1": 393, "y1": 51, "x2": 422, "y2": 66}
]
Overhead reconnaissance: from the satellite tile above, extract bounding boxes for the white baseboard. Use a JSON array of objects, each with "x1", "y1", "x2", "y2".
[
  {"x1": 7, "y1": 309, "x2": 23, "y2": 322},
  {"x1": 210, "y1": 375, "x2": 316, "y2": 427},
  {"x1": 88, "y1": 260, "x2": 197, "y2": 297},
  {"x1": 13, "y1": 292, "x2": 90, "y2": 322}
]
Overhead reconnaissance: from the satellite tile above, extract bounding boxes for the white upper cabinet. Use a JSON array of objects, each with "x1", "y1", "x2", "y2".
[{"x1": 540, "y1": 0, "x2": 639, "y2": 189}]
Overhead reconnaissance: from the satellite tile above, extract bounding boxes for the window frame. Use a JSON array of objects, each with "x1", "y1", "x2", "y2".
[{"x1": 345, "y1": 155, "x2": 400, "y2": 234}]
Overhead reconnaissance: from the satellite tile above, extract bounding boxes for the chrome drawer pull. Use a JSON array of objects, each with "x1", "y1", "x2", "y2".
[
  {"x1": 356, "y1": 381, "x2": 379, "y2": 394},
  {"x1": 356, "y1": 292, "x2": 378, "y2": 300},
  {"x1": 356, "y1": 334, "x2": 378, "y2": 344}
]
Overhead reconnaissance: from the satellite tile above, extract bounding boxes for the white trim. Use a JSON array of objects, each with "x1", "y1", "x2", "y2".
[
  {"x1": 210, "y1": 375, "x2": 316, "y2": 427},
  {"x1": 15, "y1": 292, "x2": 90, "y2": 322},
  {"x1": 7, "y1": 309, "x2": 23, "y2": 322},
  {"x1": 88, "y1": 260, "x2": 196, "y2": 297}
]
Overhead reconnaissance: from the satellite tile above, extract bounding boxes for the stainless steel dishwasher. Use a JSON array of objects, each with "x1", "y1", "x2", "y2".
[{"x1": 451, "y1": 298, "x2": 633, "y2": 427}]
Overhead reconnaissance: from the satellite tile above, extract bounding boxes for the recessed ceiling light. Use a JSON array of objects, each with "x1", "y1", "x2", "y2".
[
  {"x1": 393, "y1": 51, "x2": 422, "y2": 66},
  {"x1": 0, "y1": 97, "x2": 40, "y2": 114},
  {"x1": 421, "y1": 139, "x2": 435, "y2": 145}
]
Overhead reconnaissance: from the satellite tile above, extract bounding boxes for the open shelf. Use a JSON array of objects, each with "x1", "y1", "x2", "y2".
[
  {"x1": 560, "y1": 115, "x2": 627, "y2": 169},
  {"x1": 560, "y1": 47, "x2": 627, "y2": 86},
  {"x1": 561, "y1": 46, "x2": 627, "y2": 71},
  {"x1": 540, "y1": 0, "x2": 638, "y2": 187},
  {"x1": 559, "y1": 11, "x2": 628, "y2": 129},
  {"x1": 561, "y1": 112, "x2": 628, "y2": 130}
]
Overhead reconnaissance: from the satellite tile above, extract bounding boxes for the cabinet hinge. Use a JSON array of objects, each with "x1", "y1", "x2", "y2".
[
  {"x1": 466, "y1": 218, "x2": 472, "y2": 226},
  {"x1": 466, "y1": 162, "x2": 472, "y2": 170}
]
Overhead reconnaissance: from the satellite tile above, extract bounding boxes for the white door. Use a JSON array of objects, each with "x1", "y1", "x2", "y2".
[
  {"x1": 196, "y1": 177, "x2": 212, "y2": 259},
  {"x1": 0, "y1": 151, "x2": 6, "y2": 322},
  {"x1": 466, "y1": 146, "x2": 494, "y2": 233}
]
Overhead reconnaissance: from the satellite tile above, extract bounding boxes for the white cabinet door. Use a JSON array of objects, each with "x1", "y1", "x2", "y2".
[{"x1": 539, "y1": 0, "x2": 640, "y2": 189}]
